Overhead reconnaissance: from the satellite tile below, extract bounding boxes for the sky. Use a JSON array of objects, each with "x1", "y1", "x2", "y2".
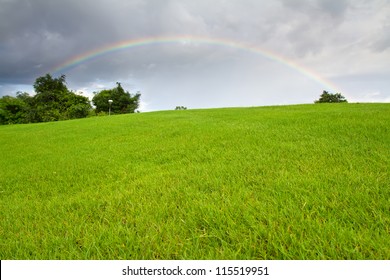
[{"x1": 0, "y1": 0, "x2": 389, "y2": 111}]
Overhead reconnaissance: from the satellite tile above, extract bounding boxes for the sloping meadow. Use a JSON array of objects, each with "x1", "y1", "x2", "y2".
[{"x1": 0, "y1": 103, "x2": 389, "y2": 259}]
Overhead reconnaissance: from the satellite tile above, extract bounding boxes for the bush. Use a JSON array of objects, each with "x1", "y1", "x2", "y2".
[{"x1": 315, "y1": 91, "x2": 347, "y2": 103}]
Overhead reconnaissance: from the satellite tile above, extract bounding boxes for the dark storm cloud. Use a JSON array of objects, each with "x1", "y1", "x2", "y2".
[
  {"x1": 1, "y1": 1, "x2": 81, "y2": 81},
  {"x1": 0, "y1": 0, "x2": 161, "y2": 76}
]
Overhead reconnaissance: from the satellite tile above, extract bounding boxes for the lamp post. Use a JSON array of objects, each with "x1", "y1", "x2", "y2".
[{"x1": 108, "y1": 99, "x2": 113, "y2": 116}]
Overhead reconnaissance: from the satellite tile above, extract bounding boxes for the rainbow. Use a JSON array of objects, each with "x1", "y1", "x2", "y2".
[{"x1": 53, "y1": 35, "x2": 341, "y2": 93}]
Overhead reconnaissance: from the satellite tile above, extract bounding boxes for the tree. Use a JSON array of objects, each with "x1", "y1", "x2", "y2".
[
  {"x1": 0, "y1": 95, "x2": 29, "y2": 124},
  {"x1": 175, "y1": 106, "x2": 187, "y2": 110},
  {"x1": 315, "y1": 90, "x2": 347, "y2": 103},
  {"x1": 34, "y1": 74, "x2": 68, "y2": 95},
  {"x1": 65, "y1": 94, "x2": 91, "y2": 119},
  {"x1": 92, "y1": 82, "x2": 141, "y2": 114},
  {"x1": 0, "y1": 74, "x2": 91, "y2": 125},
  {"x1": 32, "y1": 74, "x2": 91, "y2": 122}
]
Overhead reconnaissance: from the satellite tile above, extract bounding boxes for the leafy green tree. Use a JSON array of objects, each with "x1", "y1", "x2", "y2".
[
  {"x1": 32, "y1": 74, "x2": 91, "y2": 122},
  {"x1": 16, "y1": 92, "x2": 36, "y2": 123},
  {"x1": 92, "y1": 82, "x2": 141, "y2": 114},
  {"x1": 0, "y1": 95, "x2": 29, "y2": 124},
  {"x1": 0, "y1": 92, "x2": 38, "y2": 124},
  {"x1": 0, "y1": 74, "x2": 91, "y2": 125},
  {"x1": 315, "y1": 90, "x2": 347, "y2": 103},
  {"x1": 34, "y1": 74, "x2": 68, "y2": 95},
  {"x1": 65, "y1": 94, "x2": 91, "y2": 119},
  {"x1": 16, "y1": 91, "x2": 34, "y2": 105}
]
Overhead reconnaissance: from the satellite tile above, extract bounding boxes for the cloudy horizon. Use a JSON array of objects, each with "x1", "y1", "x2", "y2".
[{"x1": 1, "y1": 0, "x2": 389, "y2": 111}]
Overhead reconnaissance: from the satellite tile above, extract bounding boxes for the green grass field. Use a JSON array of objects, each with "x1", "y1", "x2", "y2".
[{"x1": 0, "y1": 103, "x2": 389, "y2": 259}]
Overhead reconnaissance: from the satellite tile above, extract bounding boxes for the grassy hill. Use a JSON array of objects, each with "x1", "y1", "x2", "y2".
[{"x1": 0, "y1": 103, "x2": 389, "y2": 259}]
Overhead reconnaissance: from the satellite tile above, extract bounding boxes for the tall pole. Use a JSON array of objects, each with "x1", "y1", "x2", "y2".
[{"x1": 108, "y1": 100, "x2": 113, "y2": 116}]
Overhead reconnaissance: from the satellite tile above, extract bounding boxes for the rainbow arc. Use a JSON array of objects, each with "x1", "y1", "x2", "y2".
[{"x1": 53, "y1": 35, "x2": 341, "y2": 93}]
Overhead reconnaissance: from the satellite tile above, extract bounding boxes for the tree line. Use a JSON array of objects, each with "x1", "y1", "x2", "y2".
[
  {"x1": 1, "y1": 74, "x2": 347, "y2": 125},
  {"x1": 0, "y1": 74, "x2": 141, "y2": 125}
]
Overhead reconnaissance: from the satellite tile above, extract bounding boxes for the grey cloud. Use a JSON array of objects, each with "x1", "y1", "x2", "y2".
[
  {"x1": 276, "y1": 0, "x2": 354, "y2": 56},
  {"x1": 372, "y1": 34, "x2": 390, "y2": 52},
  {"x1": 371, "y1": 17, "x2": 390, "y2": 52},
  {"x1": 281, "y1": 0, "x2": 349, "y2": 18},
  {"x1": 318, "y1": 0, "x2": 349, "y2": 17}
]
